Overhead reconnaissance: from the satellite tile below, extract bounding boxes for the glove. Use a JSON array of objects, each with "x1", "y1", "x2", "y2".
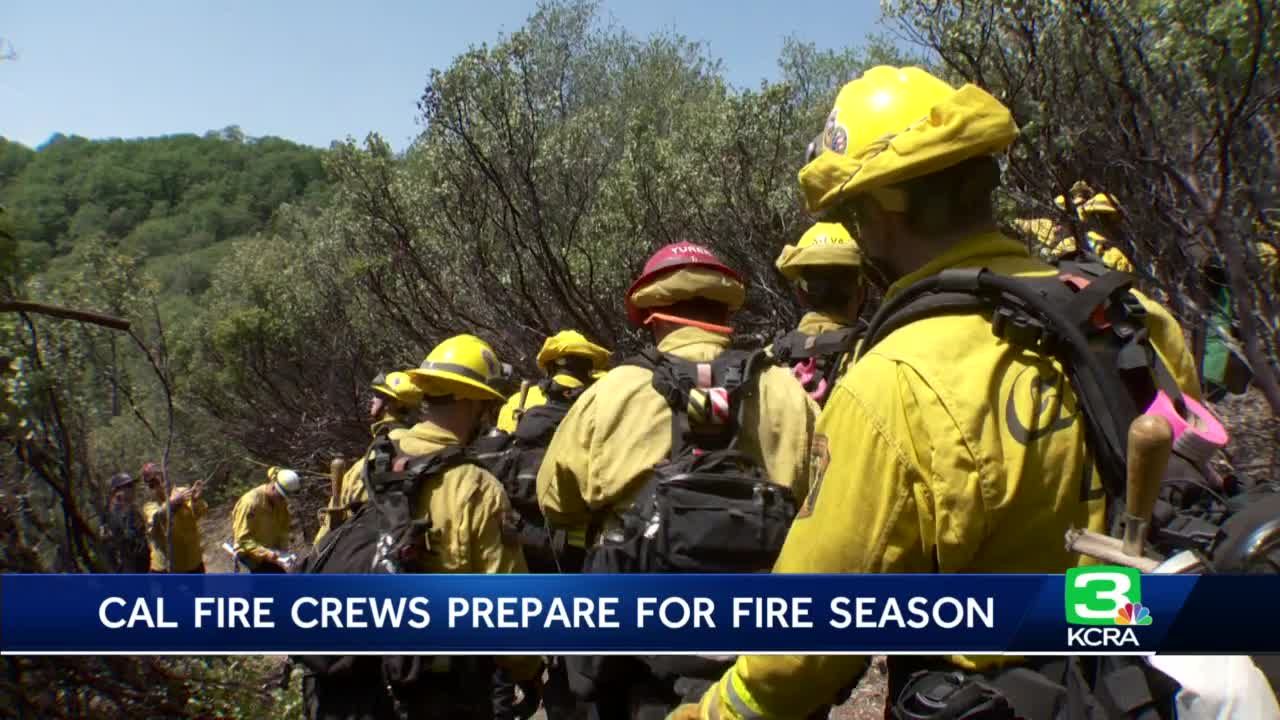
[{"x1": 667, "y1": 704, "x2": 701, "y2": 720}]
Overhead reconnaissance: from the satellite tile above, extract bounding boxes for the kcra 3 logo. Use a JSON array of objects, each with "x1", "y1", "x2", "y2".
[{"x1": 1064, "y1": 565, "x2": 1153, "y2": 648}]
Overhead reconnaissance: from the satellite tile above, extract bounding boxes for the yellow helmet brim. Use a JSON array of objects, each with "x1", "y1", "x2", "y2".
[
  {"x1": 536, "y1": 332, "x2": 612, "y2": 372},
  {"x1": 628, "y1": 267, "x2": 746, "y2": 312},
  {"x1": 774, "y1": 242, "x2": 863, "y2": 282},
  {"x1": 406, "y1": 366, "x2": 504, "y2": 401}
]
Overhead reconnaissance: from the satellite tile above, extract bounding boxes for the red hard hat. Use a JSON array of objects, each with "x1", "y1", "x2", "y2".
[{"x1": 625, "y1": 242, "x2": 743, "y2": 326}]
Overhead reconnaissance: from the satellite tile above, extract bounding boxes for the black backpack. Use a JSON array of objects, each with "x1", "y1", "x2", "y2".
[
  {"x1": 291, "y1": 437, "x2": 474, "y2": 686},
  {"x1": 769, "y1": 325, "x2": 861, "y2": 406},
  {"x1": 471, "y1": 397, "x2": 578, "y2": 573},
  {"x1": 567, "y1": 347, "x2": 799, "y2": 697},
  {"x1": 584, "y1": 347, "x2": 798, "y2": 575}
]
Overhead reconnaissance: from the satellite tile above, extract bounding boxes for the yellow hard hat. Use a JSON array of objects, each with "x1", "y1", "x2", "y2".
[
  {"x1": 1054, "y1": 195, "x2": 1068, "y2": 211},
  {"x1": 798, "y1": 66, "x2": 1018, "y2": 216},
  {"x1": 406, "y1": 334, "x2": 505, "y2": 401},
  {"x1": 535, "y1": 331, "x2": 611, "y2": 373},
  {"x1": 371, "y1": 370, "x2": 424, "y2": 408},
  {"x1": 1079, "y1": 193, "x2": 1120, "y2": 217},
  {"x1": 774, "y1": 222, "x2": 863, "y2": 283}
]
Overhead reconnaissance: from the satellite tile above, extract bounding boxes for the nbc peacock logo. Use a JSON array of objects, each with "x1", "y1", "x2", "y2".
[{"x1": 1114, "y1": 602, "x2": 1152, "y2": 626}]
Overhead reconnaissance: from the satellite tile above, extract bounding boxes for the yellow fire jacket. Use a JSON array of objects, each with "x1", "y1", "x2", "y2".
[
  {"x1": 142, "y1": 488, "x2": 208, "y2": 572},
  {"x1": 1085, "y1": 231, "x2": 1136, "y2": 274},
  {"x1": 536, "y1": 325, "x2": 820, "y2": 548},
  {"x1": 232, "y1": 484, "x2": 291, "y2": 565},
  {"x1": 393, "y1": 419, "x2": 540, "y2": 681},
  {"x1": 695, "y1": 232, "x2": 1201, "y2": 719}
]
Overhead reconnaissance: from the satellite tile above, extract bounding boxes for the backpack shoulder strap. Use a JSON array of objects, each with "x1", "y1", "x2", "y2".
[
  {"x1": 861, "y1": 269, "x2": 992, "y2": 357},
  {"x1": 397, "y1": 445, "x2": 471, "y2": 479},
  {"x1": 513, "y1": 400, "x2": 570, "y2": 446},
  {"x1": 618, "y1": 347, "x2": 663, "y2": 371},
  {"x1": 770, "y1": 330, "x2": 808, "y2": 365},
  {"x1": 861, "y1": 266, "x2": 1191, "y2": 509},
  {"x1": 362, "y1": 442, "x2": 474, "y2": 511},
  {"x1": 363, "y1": 442, "x2": 479, "y2": 573},
  {"x1": 709, "y1": 348, "x2": 767, "y2": 399},
  {"x1": 774, "y1": 326, "x2": 861, "y2": 364}
]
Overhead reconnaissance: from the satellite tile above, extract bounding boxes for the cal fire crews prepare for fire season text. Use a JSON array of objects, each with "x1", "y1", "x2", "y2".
[{"x1": 90, "y1": 63, "x2": 1280, "y2": 720}]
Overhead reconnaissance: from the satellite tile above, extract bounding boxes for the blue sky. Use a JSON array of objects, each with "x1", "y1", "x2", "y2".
[{"x1": 1, "y1": 1, "x2": 884, "y2": 151}]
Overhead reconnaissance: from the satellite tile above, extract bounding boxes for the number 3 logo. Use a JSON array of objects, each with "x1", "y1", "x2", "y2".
[{"x1": 1065, "y1": 566, "x2": 1143, "y2": 625}]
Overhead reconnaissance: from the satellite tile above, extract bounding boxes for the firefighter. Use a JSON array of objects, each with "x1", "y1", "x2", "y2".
[
  {"x1": 496, "y1": 330, "x2": 611, "y2": 433},
  {"x1": 314, "y1": 370, "x2": 424, "y2": 544},
  {"x1": 369, "y1": 370, "x2": 425, "y2": 436},
  {"x1": 678, "y1": 65, "x2": 1203, "y2": 720},
  {"x1": 231, "y1": 466, "x2": 299, "y2": 573},
  {"x1": 303, "y1": 334, "x2": 542, "y2": 720},
  {"x1": 538, "y1": 242, "x2": 819, "y2": 717},
  {"x1": 140, "y1": 462, "x2": 208, "y2": 574},
  {"x1": 101, "y1": 472, "x2": 149, "y2": 572},
  {"x1": 769, "y1": 221, "x2": 868, "y2": 405}
]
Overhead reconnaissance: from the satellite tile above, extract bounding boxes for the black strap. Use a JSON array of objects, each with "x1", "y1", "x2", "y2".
[
  {"x1": 1061, "y1": 270, "x2": 1132, "y2": 328},
  {"x1": 772, "y1": 327, "x2": 858, "y2": 364},
  {"x1": 861, "y1": 266, "x2": 1186, "y2": 509},
  {"x1": 620, "y1": 347, "x2": 767, "y2": 460},
  {"x1": 360, "y1": 441, "x2": 476, "y2": 569},
  {"x1": 513, "y1": 401, "x2": 570, "y2": 446},
  {"x1": 772, "y1": 325, "x2": 864, "y2": 396},
  {"x1": 858, "y1": 293, "x2": 988, "y2": 364}
]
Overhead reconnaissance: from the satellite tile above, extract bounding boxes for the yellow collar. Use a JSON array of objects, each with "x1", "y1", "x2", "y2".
[
  {"x1": 887, "y1": 232, "x2": 1030, "y2": 299},
  {"x1": 656, "y1": 325, "x2": 732, "y2": 354},
  {"x1": 402, "y1": 419, "x2": 462, "y2": 446},
  {"x1": 797, "y1": 311, "x2": 850, "y2": 335}
]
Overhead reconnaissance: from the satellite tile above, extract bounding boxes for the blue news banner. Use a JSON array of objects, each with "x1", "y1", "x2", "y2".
[{"x1": 2, "y1": 572, "x2": 1276, "y2": 655}]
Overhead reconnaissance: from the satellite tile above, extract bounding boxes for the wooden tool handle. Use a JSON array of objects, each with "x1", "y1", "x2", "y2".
[
  {"x1": 1126, "y1": 414, "x2": 1173, "y2": 523},
  {"x1": 329, "y1": 458, "x2": 346, "y2": 508}
]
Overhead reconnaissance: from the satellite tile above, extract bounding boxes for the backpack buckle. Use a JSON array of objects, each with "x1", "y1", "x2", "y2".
[{"x1": 992, "y1": 305, "x2": 1055, "y2": 352}]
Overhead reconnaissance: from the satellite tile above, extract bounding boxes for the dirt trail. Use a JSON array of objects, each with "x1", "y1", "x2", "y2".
[{"x1": 198, "y1": 498, "x2": 237, "y2": 574}]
